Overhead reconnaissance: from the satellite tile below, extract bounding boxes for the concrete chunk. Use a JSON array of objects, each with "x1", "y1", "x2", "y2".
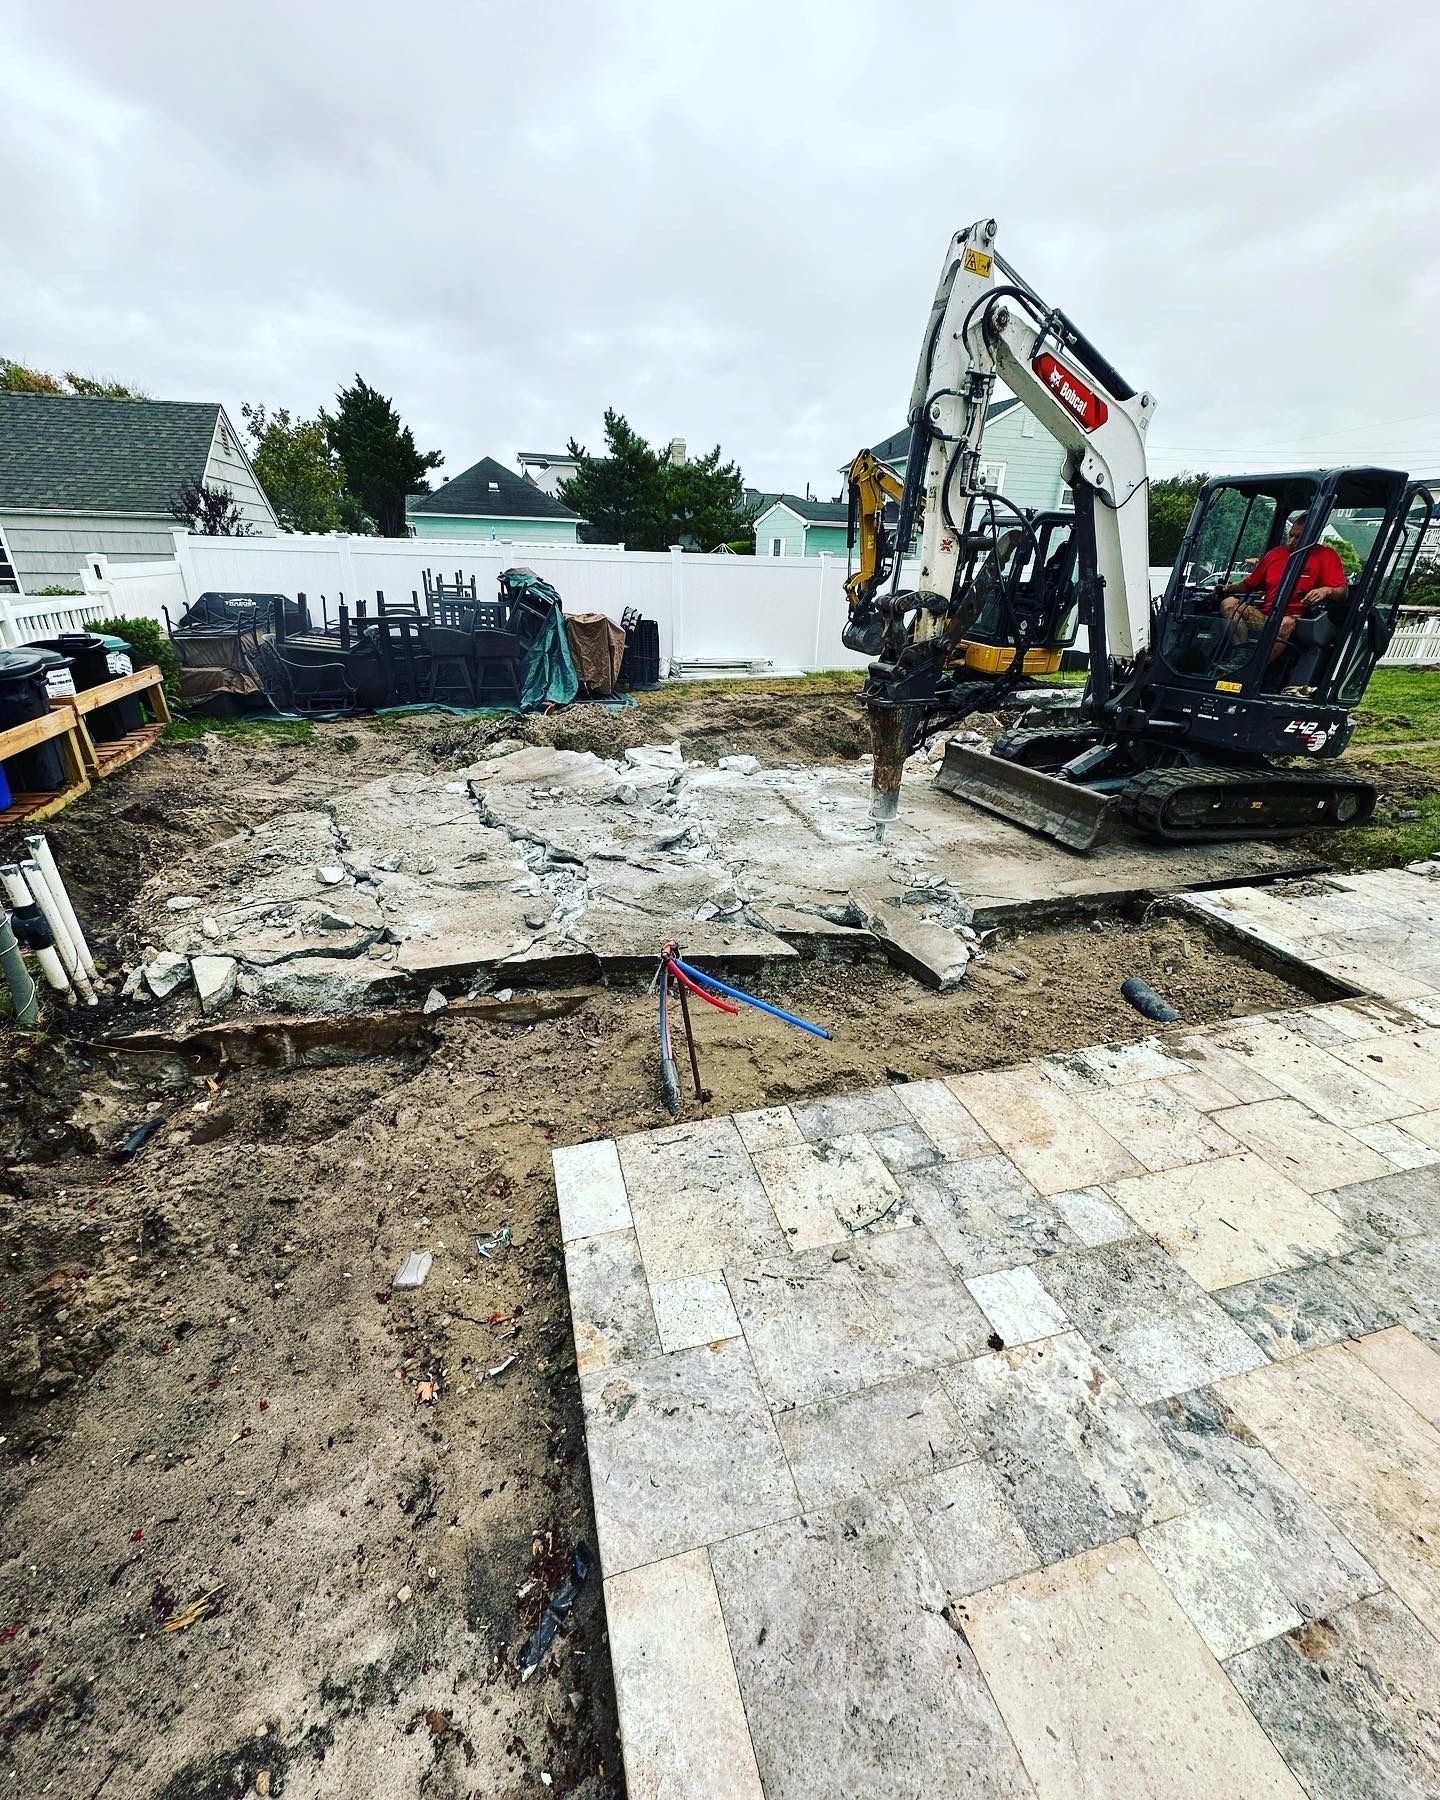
[
  {"x1": 855, "y1": 884, "x2": 970, "y2": 991},
  {"x1": 191, "y1": 955, "x2": 238, "y2": 1015},
  {"x1": 143, "y1": 951, "x2": 191, "y2": 1000}
]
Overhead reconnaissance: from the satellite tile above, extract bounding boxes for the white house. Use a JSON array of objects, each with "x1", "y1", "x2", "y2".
[{"x1": 0, "y1": 393, "x2": 277, "y2": 595}]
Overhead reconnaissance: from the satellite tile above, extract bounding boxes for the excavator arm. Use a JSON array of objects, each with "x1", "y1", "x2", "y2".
[
  {"x1": 842, "y1": 447, "x2": 906, "y2": 641},
  {"x1": 852, "y1": 218, "x2": 1157, "y2": 824}
]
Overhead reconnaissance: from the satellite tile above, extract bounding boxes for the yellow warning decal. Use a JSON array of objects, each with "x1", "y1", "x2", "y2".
[
  {"x1": 962, "y1": 248, "x2": 992, "y2": 278},
  {"x1": 1215, "y1": 680, "x2": 1242, "y2": 693}
]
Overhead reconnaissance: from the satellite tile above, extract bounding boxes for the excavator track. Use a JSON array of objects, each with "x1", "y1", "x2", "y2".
[
  {"x1": 1119, "y1": 765, "x2": 1377, "y2": 842},
  {"x1": 990, "y1": 726, "x2": 1103, "y2": 770}
]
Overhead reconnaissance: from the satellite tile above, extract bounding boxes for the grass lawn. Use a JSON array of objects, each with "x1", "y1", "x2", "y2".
[{"x1": 1348, "y1": 666, "x2": 1440, "y2": 746}]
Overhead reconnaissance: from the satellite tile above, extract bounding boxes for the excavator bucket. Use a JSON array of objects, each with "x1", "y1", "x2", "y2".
[{"x1": 934, "y1": 742, "x2": 1118, "y2": 853}]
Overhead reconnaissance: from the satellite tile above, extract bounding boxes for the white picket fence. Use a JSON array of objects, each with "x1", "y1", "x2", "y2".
[{"x1": 4, "y1": 526, "x2": 1437, "y2": 673}]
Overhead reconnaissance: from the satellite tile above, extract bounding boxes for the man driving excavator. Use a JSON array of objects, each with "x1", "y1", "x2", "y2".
[{"x1": 1217, "y1": 512, "x2": 1349, "y2": 652}]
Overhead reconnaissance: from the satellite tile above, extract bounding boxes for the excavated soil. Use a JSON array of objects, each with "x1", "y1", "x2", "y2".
[{"x1": 0, "y1": 693, "x2": 1331, "y2": 1796}]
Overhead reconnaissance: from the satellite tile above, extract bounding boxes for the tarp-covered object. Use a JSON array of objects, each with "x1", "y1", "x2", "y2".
[
  {"x1": 500, "y1": 569, "x2": 580, "y2": 710},
  {"x1": 565, "y1": 612, "x2": 627, "y2": 698}
]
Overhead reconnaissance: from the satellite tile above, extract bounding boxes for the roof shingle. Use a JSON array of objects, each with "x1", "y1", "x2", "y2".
[
  {"x1": 408, "y1": 456, "x2": 582, "y2": 520},
  {"x1": 0, "y1": 393, "x2": 222, "y2": 514}
]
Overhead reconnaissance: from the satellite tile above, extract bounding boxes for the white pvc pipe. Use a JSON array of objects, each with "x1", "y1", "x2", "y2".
[
  {"x1": 21, "y1": 858, "x2": 97, "y2": 1004},
  {"x1": 0, "y1": 867, "x2": 74, "y2": 997},
  {"x1": 34, "y1": 944, "x2": 70, "y2": 993},
  {"x1": 26, "y1": 836, "x2": 96, "y2": 978}
]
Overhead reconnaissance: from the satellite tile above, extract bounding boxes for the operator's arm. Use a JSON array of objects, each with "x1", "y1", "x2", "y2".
[
  {"x1": 1303, "y1": 545, "x2": 1350, "y2": 606},
  {"x1": 1219, "y1": 553, "x2": 1272, "y2": 600}
]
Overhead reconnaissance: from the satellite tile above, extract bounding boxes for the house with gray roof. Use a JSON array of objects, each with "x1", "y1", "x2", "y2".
[
  {"x1": 407, "y1": 456, "x2": 583, "y2": 543},
  {"x1": 0, "y1": 393, "x2": 277, "y2": 595}
]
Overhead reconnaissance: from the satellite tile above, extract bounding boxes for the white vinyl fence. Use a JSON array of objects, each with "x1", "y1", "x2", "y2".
[
  {"x1": 6, "y1": 525, "x2": 1435, "y2": 673},
  {"x1": 1383, "y1": 608, "x2": 1440, "y2": 667},
  {"x1": 2, "y1": 530, "x2": 881, "y2": 673}
]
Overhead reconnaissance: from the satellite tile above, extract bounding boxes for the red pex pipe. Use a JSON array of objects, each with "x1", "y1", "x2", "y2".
[{"x1": 666, "y1": 958, "x2": 738, "y2": 1014}]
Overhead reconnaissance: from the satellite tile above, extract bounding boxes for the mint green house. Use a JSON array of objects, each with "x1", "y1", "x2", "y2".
[
  {"x1": 752, "y1": 397, "x2": 1071, "y2": 559},
  {"x1": 869, "y1": 396, "x2": 1071, "y2": 514},
  {"x1": 407, "y1": 456, "x2": 583, "y2": 542},
  {"x1": 752, "y1": 494, "x2": 851, "y2": 558}
]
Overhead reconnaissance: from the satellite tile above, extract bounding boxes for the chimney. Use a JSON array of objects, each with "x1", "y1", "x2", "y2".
[{"x1": 667, "y1": 437, "x2": 687, "y2": 467}]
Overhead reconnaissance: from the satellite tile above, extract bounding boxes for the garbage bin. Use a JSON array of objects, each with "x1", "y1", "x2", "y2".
[
  {"x1": 0, "y1": 649, "x2": 68, "y2": 794},
  {"x1": 25, "y1": 632, "x2": 140, "y2": 742}
]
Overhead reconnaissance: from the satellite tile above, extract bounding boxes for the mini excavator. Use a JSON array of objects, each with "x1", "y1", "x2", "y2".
[{"x1": 843, "y1": 218, "x2": 1435, "y2": 849}]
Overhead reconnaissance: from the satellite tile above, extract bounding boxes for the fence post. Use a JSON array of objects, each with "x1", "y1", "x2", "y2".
[
  {"x1": 669, "y1": 546, "x2": 686, "y2": 674},
  {"x1": 812, "y1": 553, "x2": 833, "y2": 673}
]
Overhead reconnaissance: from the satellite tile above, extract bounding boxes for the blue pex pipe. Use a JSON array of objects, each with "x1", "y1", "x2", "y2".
[{"x1": 670, "y1": 956, "x2": 832, "y2": 1041}]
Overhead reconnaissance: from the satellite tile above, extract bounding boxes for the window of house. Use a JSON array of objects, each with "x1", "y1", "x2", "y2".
[
  {"x1": 979, "y1": 461, "x2": 1007, "y2": 492},
  {"x1": 1056, "y1": 480, "x2": 1075, "y2": 512},
  {"x1": 769, "y1": 537, "x2": 784, "y2": 557}
]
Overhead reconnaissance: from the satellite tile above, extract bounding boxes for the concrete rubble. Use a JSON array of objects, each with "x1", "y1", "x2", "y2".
[{"x1": 122, "y1": 741, "x2": 1318, "y2": 1016}]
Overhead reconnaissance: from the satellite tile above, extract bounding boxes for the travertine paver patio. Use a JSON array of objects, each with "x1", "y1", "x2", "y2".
[{"x1": 555, "y1": 867, "x2": 1440, "y2": 1799}]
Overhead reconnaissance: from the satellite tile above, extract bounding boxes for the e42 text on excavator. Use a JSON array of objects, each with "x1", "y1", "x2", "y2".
[{"x1": 842, "y1": 217, "x2": 1435, "y2": 851}]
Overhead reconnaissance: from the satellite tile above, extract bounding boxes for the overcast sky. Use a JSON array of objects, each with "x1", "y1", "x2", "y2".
[{"x1": 5, "y1": 0, "x2": 1439, "y2": 499}]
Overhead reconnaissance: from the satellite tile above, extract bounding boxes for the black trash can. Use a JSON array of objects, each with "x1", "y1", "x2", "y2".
[
  {"x1": 0, "y1": 650, "x2": 68, "y2": 793},
  {"x1": 26, "y1": 632, "x2": 141, "y2": 742}
]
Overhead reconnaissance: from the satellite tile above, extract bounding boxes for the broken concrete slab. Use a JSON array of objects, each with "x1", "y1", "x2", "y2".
[
  {"x1": 191, "y1": 955, "x2": 238, "y2": 1015},
  {"x1": 854, "y1": 882, "x2": 970, "y2": 990},
  {"x1": 143, "y1": 951, "x2": 191, "y2": 1000}
]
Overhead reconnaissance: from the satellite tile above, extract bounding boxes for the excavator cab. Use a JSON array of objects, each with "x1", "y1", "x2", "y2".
[
  {"x1": 1137, "y1": 468, "x2": 1434, "y2": 760},
  {"x1": 955, "y1": 508, "x2": 1081, "y2": 676}
]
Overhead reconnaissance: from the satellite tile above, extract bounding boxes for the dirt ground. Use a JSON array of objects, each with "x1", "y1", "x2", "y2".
[{"x1": 0, "y1": 691, "x2": 1356, "y2": 1796}]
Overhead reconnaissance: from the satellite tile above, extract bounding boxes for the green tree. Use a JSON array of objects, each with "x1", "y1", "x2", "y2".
[
  {"x1": 1148, "y1": 472, "x2": 1209, "y2": 564},
  {"x1": 321, "y1": 376, "x2": 442, "y2": 538},
  {"x1": 1, "y1": 357, "x2": 146, "y2": 398},
  {"x1": 242, "y1": 402, "x2": 357, "y2": 533},
  {"x1": 559, "y1": 411, "x2": 755, "y2": 551}
]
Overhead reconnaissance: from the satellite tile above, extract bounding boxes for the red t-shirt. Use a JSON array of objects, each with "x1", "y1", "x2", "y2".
[{"x1": 1241, "y1": 542, "x2": 1347, "y2": 615}]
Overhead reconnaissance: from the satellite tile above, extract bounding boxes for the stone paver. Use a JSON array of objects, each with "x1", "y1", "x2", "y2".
[
  {"x1": 750, "y1": 1133, "x2": 907, "y2": 1248},
  {"x1": 553, "y1": 1137, "x2": 631, "y2": 1242},
  {"x1": 772, "y1": 1371, "x2": 972, "y2": 1511},
  {"x1": 949, "y1": 1068, "x2": 1143, "y2": 1193},
  {"x1": 901, "y1": 1459, "x2": 1040, "y2": 1597},
  {"x1": 712, "y1": 1494, "x2": 1034, "y2": 1800},
  {"x1": 580, "y1": 1337, "x2": 798, "y2": 1575},
  {"x1": 965, "y1": 1266, "x2": 1070, "y2": 1346},
  {"x1": 605, "y1": 1549, "x2": 765, "y2": 1800},
  {"x1": 648, "y1": 1270, "x2": 742, "y2": 1352},
  {"x1": 560, "y1": 871, "x2": 1440, "y2": 1800},
  {"x1": 900, "y1": 1154, "x2": 1078, "y2": 1276},
  {"x1": 1216, "y1": 1342, "x2": 1440, "y2": 1638},
  {"x1": 1108, "y1": 1152, "x2": 1356, "y2": 1291},
  {"x1": 1347, "y1": 1324, "x2": 1440, "y2": 1427},
  {"x1": 1226, "y1": 1592, "x2": 1440, "y2": 1800},
  {"x1": 957, "y1": 1540, "x2": 1307, "y2": 1799},
  {"x1": 566, "y1": 1228, "x2": 660, "y2": 1374},
  {"x1": 1033, "y1": 1238, "x2": 1267, "y2": 1402},
  {"x1": 730, "y1": 1231, "x2": 990, "y2": 1409},
  {"x1": 944, "y1": 1332, "x2": 1193, "y2": 1561}
]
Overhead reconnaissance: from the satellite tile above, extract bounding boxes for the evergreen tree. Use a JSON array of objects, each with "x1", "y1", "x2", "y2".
[
  {"x1": 559, "y1": 411, "x2": 756, "y2": 551},
  {"x1": 322, "y1": 376, "x2": 443, "y2": 538}
]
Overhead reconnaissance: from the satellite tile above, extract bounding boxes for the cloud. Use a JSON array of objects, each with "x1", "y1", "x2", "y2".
[{"x1": 4, "y1": 0, "x2": 1439, "y2": 493}]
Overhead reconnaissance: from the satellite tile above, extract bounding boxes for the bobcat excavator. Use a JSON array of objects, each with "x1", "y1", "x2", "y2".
[{"x1": 843, "y1": 217, "x2": 1435, "y2": 849}]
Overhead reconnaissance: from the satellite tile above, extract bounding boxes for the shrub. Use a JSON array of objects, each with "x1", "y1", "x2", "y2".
[{"x1": 90, "y1": 615, "x2": 181, "y2": 700}]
